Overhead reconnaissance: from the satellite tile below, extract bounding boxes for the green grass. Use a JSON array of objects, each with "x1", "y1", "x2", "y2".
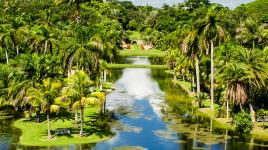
[
  {"x1": 127, "y1": 30, "x2": 142, "y2": 40},
  {"x1": 172, "y1": 79, "x2": 193, "y2": 95},
  {"x1": 14, "y1": 107, "x2": 111, "y2": 146},
  {"x1": 119, "y1": 47, "x2": 167, "y2": 57},
  {"x1": 107, "y1": 64, "x2": 167, "y2": 69}
]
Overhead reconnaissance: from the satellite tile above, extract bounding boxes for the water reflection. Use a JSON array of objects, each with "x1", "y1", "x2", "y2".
[{"x1": 1, "y1": 57, "x2": 268, "y2": 149}]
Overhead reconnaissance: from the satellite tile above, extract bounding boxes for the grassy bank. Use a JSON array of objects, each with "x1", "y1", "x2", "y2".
[
  {"x1": 107, "y1": 64, "x2": 167, "y2": 69},
  {"x1": 119, "y1": 49, "x2": 167, "y2": 57},
  {"x1": 14, "y1": 107, "x2": 111, "y2": 146},
  {"x1": 173, "y1": 78, "x2": 268, "y2": 139},
  {"x1": 172, "y1": 79, "x2": 234, "y2": 130}
]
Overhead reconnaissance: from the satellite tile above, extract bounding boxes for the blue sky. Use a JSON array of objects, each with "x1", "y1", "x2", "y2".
[{"x1": 126, "y1": 0, "x2": 255, "y2": 9}]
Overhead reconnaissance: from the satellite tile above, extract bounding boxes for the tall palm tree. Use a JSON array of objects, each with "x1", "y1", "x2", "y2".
[
  {"x1": 182, "y1": 29, "x2": 201, "y2": 95},
  {"x1": 66, "y1": 70, "x2": 99, "y2": 136},
  {"x1": 27, "y1": 78, "x2": 61, "y2": 139},
  {"x1": 0, "y1": 23, "x2": 15, "y2": 64},
  {"x1": 200, "y1": 5, "x2": 226, "y2": 109}
]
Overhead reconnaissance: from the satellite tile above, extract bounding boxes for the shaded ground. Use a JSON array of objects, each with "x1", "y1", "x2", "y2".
[{"x1": 14, "y1": 107, "x2": 112, "y2": 146}]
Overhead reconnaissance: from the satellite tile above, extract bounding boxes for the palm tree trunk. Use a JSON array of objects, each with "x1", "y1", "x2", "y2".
[
  {"x1": 195, "y1": 55, "x2": 200, "y2": 95},
  {"x1": 16, "y1": 46, "x2": 19, "y2": 55},
  {"x1": 225, "y1": 84, "x2": 229, "y2": 119},
  {"x1": 192, "y1": 75, "x2": 195, "y2": 93},
  {"x1": 79, "y1": 107, "x2": 84, "y2": 136},
  {"x1": 5, "y1": 49, "x2": 9, "y2": 64},
  {"x1": 35, "y1": 109, "x2": 40, "y2": 123},
  {"x1": 74, "y1": 110, "x2": 78, "y2": 128},
  {"x1": 44, "y1": 41, "x2": 48, "y2": 54},
  {"x1": 47, "y1": 113, "x2": 52, "y2": 140},
  {"x1": 249, "y1": 103, "x2": 256, "y2": 123},
  {"x1": 104, "y1": 70, "x2": 107, "y2": 82},
  {"x1": 100, "y1": 72, "x2": 103, "y2": 91},
  {"x1": 173, "y1": 70, "x2": 177, "y2": 80},
  {"x1": 210, "y1": 41, "x2": 214, "y2": 110}
]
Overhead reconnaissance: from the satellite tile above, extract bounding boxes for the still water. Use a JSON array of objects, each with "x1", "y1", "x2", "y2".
[{"x1": 1, "y1": 57, "x2": 268, "y2": 150}]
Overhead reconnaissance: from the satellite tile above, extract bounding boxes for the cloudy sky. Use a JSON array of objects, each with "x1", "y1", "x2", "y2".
[{"x1": 126, "y1": 0, "x2": 255, "y2": 9}]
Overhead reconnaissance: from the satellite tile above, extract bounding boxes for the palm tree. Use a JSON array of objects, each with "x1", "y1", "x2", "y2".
[
  {"x1": 66, "y1": 70, "x2": 99, "y2": 136},
  {"x1": 182, "y1": 29, "x2": 201, "y2": 95},
  {"x1": 217, "y1": 63, "x2": 248, "y2": 118},
  {"x1": 236, "y1": 18, "x2": 268, "y2": 49},
  {"x1": 217, "y1": 48, "x2": 267, "y2": 121},
  {"x1": 28, "y1": 25, "x2": 58, "y2": 54},
  {"x1": 54, "y1": 0, "x2": 89, "y2": 20},
  {"x1": 235, "y1": 48, "x2": 267, "y2": 122},
  {"x1": 0, "y1": 23, "x2": 15, "y2": 64},
  {"x1": 200, "y1": 5, "x2": 226, "y2": 110},
  {"x1": 27, "y1": 78, "x2": 61, "y2": 139}
]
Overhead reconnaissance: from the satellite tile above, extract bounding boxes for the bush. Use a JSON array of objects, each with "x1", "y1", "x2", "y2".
[{"x1": 233, "y1": 112, "x2": 253, "y2": 134}]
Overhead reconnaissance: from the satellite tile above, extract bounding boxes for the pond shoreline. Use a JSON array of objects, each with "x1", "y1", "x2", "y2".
[{"x1": 173, "y1": 78, "x2": 268, "y2": 141}]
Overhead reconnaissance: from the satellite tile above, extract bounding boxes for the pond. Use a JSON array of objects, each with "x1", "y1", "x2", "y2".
[{"x1": 1, "y1": 56, "x2": 268, "y2": 150}]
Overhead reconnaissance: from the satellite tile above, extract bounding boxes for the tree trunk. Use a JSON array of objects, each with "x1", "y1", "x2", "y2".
[
  {"x1": 5, "y1": 49, "x2": 9, "y2": 64},
  {"x1": 79, "y1": 107, "x2": 84, "y2": 136},
  {"x1": 239, "y1": 102, "x2": 244, "y2": 112},
  {"x1": 100, "y1": 72, "x2": 103, "y2": 91},
  {"x1": 44, "y1": 41, "x2": 48, "y2": 54},
  {"x1": 104, "y1": 70, "x2": 107, "y2": 82},
  {"x1": 16, "y1": 46, "x2": 19, "y2": 56},
  {"x1": 173, "y1": 70, "x2": 177, "y2": 80},
  {"x1": 47, "y1": 113, "x2": 52, "y2": 140},
  {"x1": 35, "y1": 110, "x2": 40, "y2": 123},
  {"x1": 225, "y1": 84, "x2": 229, "y2": 119},
  {"x1": 192, "y1": 75, "x2": 195, "y2": 93},
  {"x1": 249, "y1": 103, "x2": 256, "y2": 123},
  {"x1": 210, "y1": 41, "x2": 214, "y2": 110},
  {"x1": 74, "y1": 110, "x2": 79, "y2": 128},
  {"x1": 195, "y1": 55, "x2": 200, "y2": 95}
]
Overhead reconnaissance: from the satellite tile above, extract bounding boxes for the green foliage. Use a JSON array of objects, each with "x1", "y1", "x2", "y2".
[{"x1": 233, "y1": 112, "x2": 253, "y2": 134}]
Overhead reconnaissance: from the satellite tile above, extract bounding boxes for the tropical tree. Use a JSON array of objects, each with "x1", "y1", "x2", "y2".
[
  {"x1": 236, "y1": 18, "x2": 268, "y2": 49},
  {"x1": 0, "y1": 23, "x2": 15, "y2": 64},
  {"x1": 27, "y1": 78, "x2": 61, "y2": 139},
  {"x1": 28, "y1": 25, "x2": 58, "y2": 54},
  {"x1": 66, "y1": 70, "x2": 99, "y2": 136},
  {"x1": 54, "y1": 0, "x2": 90, "y2": 20},
  {"x1": 200, "y1": 5, "x2": 226, "y2": 109},
  {"x1": 182, "y1": 29, "x2": 201, "y2": 95}
]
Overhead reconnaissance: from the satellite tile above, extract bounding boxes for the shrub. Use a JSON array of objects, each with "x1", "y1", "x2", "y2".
[{"x1": 233, "y1": 112, "x2": 253, "y2": 134}]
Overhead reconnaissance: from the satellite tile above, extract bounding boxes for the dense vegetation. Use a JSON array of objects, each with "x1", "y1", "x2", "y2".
[{"x1": 0, "y1": 0, "x2": 268, "y2": 142}]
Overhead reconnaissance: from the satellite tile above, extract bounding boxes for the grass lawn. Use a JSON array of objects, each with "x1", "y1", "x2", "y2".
[
  {"x1": 172, "y1": 79, "x2": 193, "y2": 95},
  {"x1": 107, "y1": 64, "x2": 167, "y2": 69},
  {"x1": 14, "y1": 107, "x2": 111, "y2": 146},
  {"x1": 119, "y1": 47, "x2": 167, "y2": 57}
]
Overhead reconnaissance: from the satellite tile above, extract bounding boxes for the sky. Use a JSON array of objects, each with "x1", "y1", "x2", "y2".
[{"x1": 126, "y1": 0, "x2": 255, "y2": 9}]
